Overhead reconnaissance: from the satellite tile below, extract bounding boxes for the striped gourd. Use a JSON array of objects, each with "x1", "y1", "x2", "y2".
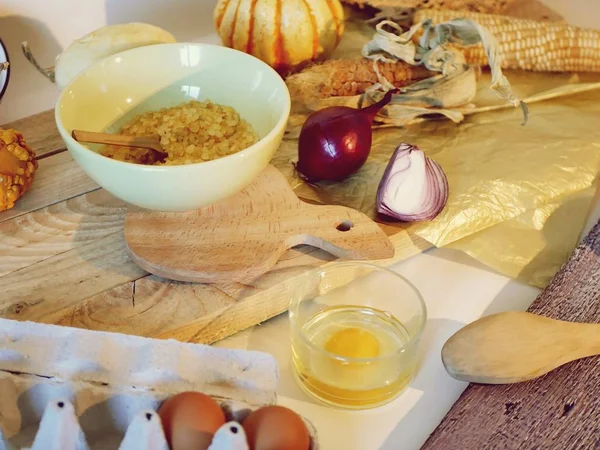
[{"x1": 214, "y1": 0, "x2": 345, "y2": 75}]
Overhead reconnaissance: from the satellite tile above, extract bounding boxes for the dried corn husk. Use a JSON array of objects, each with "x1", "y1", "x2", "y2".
[{"x1": 362, "y1": 18, "x2": 526, "y2": 114}]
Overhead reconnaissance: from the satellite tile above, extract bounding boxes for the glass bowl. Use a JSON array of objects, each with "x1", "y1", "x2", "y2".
[{"x1": 288, "y1": 261, "x2": 427, "y2": 410}]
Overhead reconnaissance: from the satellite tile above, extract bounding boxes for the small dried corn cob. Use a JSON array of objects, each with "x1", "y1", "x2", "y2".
[
  {"x1": 413, "y1": 9, "x2": 600, "y2": 72},
  {"x1": 0, "y1": 128, "x2": 38, "y2": 212},
  {"x1": 286, "y1": 58, "x2": 434, "y2": 101}
]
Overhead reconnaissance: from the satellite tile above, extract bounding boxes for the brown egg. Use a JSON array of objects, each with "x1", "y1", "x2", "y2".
[
  {"x1": 242, "y1": 405, "x2": 310, "y2": 450},
  {"x1": 158, "y1": 391, "x2": 226, "y2": 450}
]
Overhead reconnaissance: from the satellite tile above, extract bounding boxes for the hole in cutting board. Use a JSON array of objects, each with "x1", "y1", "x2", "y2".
[{"x1": 336, "y1": 220, "x2": 354, "y2": 232}]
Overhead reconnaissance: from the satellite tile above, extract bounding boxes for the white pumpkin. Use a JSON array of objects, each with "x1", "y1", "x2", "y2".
[
  {"x1": 214, "y1": 0, "x2": 345, "y2": 74},
  {"x1": 23, "y1": 23, "x2": 176, "y2": 91}
]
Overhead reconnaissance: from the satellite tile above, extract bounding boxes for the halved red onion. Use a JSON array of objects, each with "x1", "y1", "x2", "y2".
[{"x1": 376, "y1": 143, "x2": 449, "y2": 222}]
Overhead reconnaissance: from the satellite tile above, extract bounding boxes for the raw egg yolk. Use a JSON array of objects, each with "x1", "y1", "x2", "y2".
[{"x1": 324, "y1": 327, "x2": 380, "y2": 359}]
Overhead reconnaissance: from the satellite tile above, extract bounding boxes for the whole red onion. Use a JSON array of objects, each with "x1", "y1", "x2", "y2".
[{"x1": 295, "y1": 90, "x2": 395, "y2": 182}]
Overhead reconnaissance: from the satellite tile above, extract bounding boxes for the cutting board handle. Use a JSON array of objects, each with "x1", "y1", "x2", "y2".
[{"x1": 285, "y1": 203, "x2": 395, "y2": 261}]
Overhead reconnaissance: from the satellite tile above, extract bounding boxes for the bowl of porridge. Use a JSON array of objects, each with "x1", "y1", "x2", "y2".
[{"x1": 55, "y1": 43, "x2": 290, "y2": 211}]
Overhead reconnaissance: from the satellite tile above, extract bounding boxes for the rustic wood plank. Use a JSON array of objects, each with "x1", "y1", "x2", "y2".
[
  {"x1": 0, "y1": 190, "x2": 126, "y2": 277},
  {"x1": 50, "y1": 276, "x2": 237, "y2": 337},
  {"x1": 2, "y1": 110, "x2": 66, "y2": 159},
  {"x1": 0, "y1": 232, "x2": 148, "y2": 318},
  {"x1": 423, "y1": 219, "x2": 600, "y2": 450},
  {"x1": 0, "y1": 151, "x2": 99, "y2": 223},
  {"x1": 44, "y1": 249, "x2": 338, "y2": 343},
  {"x1": 46, "y1": 254, "x2": 323, "y2": 339}
]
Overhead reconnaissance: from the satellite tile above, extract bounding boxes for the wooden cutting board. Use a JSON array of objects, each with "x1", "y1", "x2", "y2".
[
  {"x1": 0, "y1": 110, "x2": 431, "y2": 345},
  {"x1": 125, "y1": 165, "x2": 394, "y2": 283}
]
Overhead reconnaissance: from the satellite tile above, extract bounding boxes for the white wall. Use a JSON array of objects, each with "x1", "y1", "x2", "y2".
[
  {"x1": 0, "y1": 0, "x2": 220, "y2": 123},
  {"x1": 0, "y1": 0, "x2": 598, "y2": 124}
]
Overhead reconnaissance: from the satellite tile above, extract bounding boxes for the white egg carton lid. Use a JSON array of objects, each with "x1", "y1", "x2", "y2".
[{"x1": 0, "y1": 318, "x2": 318, "y2": 449}]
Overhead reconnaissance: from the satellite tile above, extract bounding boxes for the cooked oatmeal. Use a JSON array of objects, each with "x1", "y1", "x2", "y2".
[{"x1": 102, "y1": 99, "x2": 258, "y2": 165}]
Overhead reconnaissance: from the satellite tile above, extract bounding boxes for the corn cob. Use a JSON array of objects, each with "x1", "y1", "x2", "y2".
[
  {"x1": 413, "y1": 9, "x2": 600, "y2": 72},
  {"x1": 342, "y1": 0, "x2": 515, "y2": 15},
  {"x1": 286, "y1": 58, "x2": 434, "y2": 100}
]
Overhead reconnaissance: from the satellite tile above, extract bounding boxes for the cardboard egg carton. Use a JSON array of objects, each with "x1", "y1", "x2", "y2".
[{"x1": 0, "y1": 319, "x2": 318, "y2": 449}]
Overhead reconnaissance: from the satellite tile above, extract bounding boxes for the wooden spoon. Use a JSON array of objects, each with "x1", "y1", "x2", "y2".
[
  {"x1": 71, "y1": 130, "x2": 167, "y2": 158},
  {"x1": 441, "y1": 311, "x2": 600, "y2": 384}
]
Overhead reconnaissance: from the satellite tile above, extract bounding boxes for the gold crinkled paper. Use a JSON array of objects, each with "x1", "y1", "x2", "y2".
[{"x1": 272, "y1": 18, "x2": 600, "y2": 289}]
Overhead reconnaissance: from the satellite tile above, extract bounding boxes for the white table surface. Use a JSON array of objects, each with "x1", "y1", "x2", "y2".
[{"x1": 1, "y1": 1, "x2": 599, "y2": 448}]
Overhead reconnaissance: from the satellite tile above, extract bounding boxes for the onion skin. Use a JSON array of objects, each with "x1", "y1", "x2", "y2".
[
  {"x1": 376, "y1": 143, "x2": 449, "y2": 222},
  {"x1": 296, "y1": 90, "x2": 395, "y2": 182}
]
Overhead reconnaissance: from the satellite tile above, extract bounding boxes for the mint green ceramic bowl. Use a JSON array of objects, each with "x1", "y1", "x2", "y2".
[{"x1": 55, "y1": 43, "x2": 290, "y2": 212}]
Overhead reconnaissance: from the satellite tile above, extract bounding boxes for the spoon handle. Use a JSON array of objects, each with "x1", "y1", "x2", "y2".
[
  {"x1": 566, "y1": 321, "x2": 600, "y2": 357},
  {"x1": 71, "y1": 130, "x2": 165, "y2": 154}
]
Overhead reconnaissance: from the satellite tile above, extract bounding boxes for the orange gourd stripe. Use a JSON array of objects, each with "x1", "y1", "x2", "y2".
[
  {"x1": 273, "y1": 0, "x2": 285, "y2": 70},
  {"x1": 324, "y1": 0, "x2": 343, "y2": 45},
  {"x1": 228, "y1": 0, "x2": 243, "y2": 47},
  {"x1": 246, "y1": 0, "x2": 259, "y2": 54},
  {"x1": 214, "y1": 0, "x2": 232, "y2": 30},
  {"x1": 301, "y1": 0, "x2": 320, "y2": 60}
]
